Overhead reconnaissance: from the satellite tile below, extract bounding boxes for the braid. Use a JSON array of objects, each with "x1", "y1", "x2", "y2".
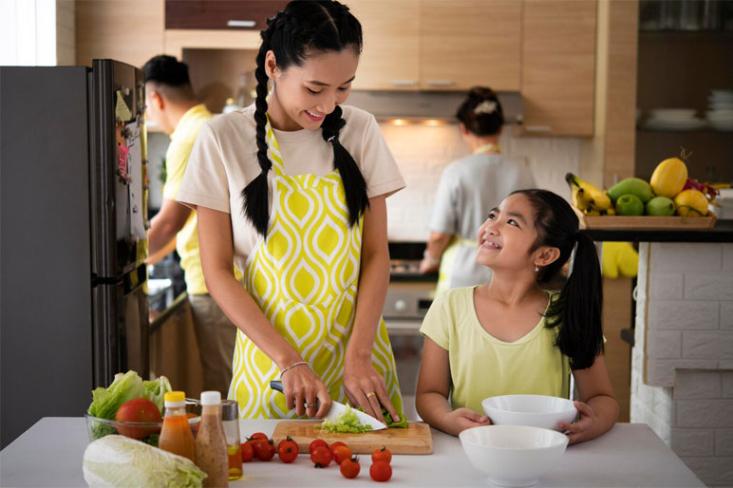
[{"x1": 321, "y1": 106, "x2": 369, "y2": 226}]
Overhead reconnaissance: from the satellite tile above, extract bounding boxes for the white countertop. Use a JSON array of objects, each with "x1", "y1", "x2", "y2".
[{"x1": 0, "y1": 418, "x2": 704, "y2": 487}]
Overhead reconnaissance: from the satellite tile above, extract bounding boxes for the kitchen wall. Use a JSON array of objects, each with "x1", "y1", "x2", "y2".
[
  {"x1": 0, "y1": 0, "x2": 74, "y2": 66},
  {"x1": 382, "y1": 123, "x2": 582, "y2": 241}
]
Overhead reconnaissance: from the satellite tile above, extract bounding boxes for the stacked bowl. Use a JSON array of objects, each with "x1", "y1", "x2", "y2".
[
  {"x1": 706, "y1": 89, "x2": 733, "y2": 131},
  {"x1": 643, "y1": 108, "x2": 706, "y2": 131}
]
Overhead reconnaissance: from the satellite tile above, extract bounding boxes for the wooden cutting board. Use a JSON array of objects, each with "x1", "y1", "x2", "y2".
[{"x1": 271, "y1": 421, "x2": 433, "y2": 455}]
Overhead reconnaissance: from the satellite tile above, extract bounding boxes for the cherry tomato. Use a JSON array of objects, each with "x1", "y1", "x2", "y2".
[
  {"x1": 370, "y1": 460, "x2": 392, "y2": 482},
  {"x1": 240, "y1": 441, "x2": 254, "y2": 462},
  {"x1": 372, "y1": 446, "x2": 392, "y2": 464},
  {"x1": 330, "y1": 441, "x2": 348, "y2": 452},
  {"x1": 309, "y1": 438, "x2": 329, "y2": 453},
  {"x1": 332, "y1": 445, "x2": 353, "y2": 465},
  {"x1": 254, "y1": 439, "x2": 276, "y2": 461},
  {"x1": 310, "y1": 446, "x2": 333, "y2": 468},
  {"x1": 340, "y1": 456, "x2": 361, "y2": 479},
  {"x1": 249, "y1": 432, "x2": 268, "y2": 441},
  {"x1": 277, "y1": 437, "x2": 299, "y2": 464}
]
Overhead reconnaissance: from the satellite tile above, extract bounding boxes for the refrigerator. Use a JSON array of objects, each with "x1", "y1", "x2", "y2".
[{"x1": 0, "y1": 60, "x2": 149, "y2": 448}]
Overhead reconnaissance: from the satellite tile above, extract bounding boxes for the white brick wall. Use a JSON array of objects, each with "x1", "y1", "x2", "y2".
[{"x1": 632, "y1": 243, "x2": 733, "y2": 487}]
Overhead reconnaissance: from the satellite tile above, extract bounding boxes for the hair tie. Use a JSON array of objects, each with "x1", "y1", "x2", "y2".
[
  {"x1": 327, "y1": 135, "x2": 337, "y2": 143},
  {"x1": 474, "y1": 100, "x2": 497, "y2": 115}
]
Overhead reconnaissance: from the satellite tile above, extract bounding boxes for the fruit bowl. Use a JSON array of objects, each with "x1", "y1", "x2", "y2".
[
  {"x1": 85, "y1": 400, "x2": 200, "y2": 446},
  {"x1": 460, "y1": 425, "x2": 568, "y2": 487},
  {"x1": 482, "y1": 394, "x2": 577, "y2": 431}
]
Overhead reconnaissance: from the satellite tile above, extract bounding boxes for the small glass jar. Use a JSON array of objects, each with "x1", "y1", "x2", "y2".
[{"x1": 222, "y1": 400, "x2": 242, "y2": 481}]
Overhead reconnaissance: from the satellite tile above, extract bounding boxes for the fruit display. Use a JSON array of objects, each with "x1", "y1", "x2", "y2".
[{"x1": 565, "y1": 151, "x2": 719, "y2": 219}]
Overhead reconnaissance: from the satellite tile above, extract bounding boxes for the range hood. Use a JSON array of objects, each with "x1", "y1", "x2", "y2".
[{"x1": 348, "y1": 90, "x2": 523, "y2": 124}]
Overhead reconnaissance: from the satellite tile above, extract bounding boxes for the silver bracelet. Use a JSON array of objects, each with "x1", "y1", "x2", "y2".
[{"x1": 280, "y1": 361, "x2": 309, "y2": 379}]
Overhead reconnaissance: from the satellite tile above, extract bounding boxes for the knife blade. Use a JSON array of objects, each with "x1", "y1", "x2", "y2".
[{"x1": 269, "y1": 380, "x2": 387, "y2": 430}]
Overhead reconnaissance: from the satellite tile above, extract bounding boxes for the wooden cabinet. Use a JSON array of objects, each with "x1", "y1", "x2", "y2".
[
  {"x1": 76, "y1": 0, "x2": 165, "y2": 68},
  {"x1": 420, "y1": 0, "x2": 521, "y2": 91},
  {"x1": 351, "y1": 0, "x2": 521, "y2": 91},
  {"x1": 349, "y1": 0, "x2": 421, "y2": 90},
  {"x1": 165, "y1": 0, "x2": 287, "y2": 31},
  {"x1": 521, "y1": 0, "x2": 598, "y2": 136}
]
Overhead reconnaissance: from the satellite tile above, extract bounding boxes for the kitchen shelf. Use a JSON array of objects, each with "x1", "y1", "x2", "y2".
[{"x1": 637, "y1": 128, "x2": 733, "y2": 134}]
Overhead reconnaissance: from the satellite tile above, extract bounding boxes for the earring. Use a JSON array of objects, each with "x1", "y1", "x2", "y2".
[{"x1": 534, "y1": 266, "x2": 539, "y2": 273}]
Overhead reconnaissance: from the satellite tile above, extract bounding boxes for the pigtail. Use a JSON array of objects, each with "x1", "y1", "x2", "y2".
[
  {"x1": 546, "y1": 232, "x2": 604, "y2": 369},
  {"x1": 241, "y1": 25, "x2": 275, "y2": 236},
  {"x1": 321, "y1": 106, "x2": 369, "y2": 226}
]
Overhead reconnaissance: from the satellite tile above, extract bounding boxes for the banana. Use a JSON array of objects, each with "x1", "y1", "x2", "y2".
[
  {"x1": 565, "y1": 173, "x2": 612, "y2": 211},
  {"x1": 571, "y1": 186, "x2": 592, "y2": 211}
]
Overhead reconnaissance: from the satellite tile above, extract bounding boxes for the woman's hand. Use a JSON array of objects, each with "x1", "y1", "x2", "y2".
[
  {"x1": 442, "y1": 408, "x2": 491, "y2": 436},
  {"x1": 280, "y1": 364, "x2": 332, "y2": 419},
  {"x1": 558, "y1": 401, "x2": 599, "y2": 444},
  {"x1": 343, "y1": 357, "x2": 400, "y2": 425}
]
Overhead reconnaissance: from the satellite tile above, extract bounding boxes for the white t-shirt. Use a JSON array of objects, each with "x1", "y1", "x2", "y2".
[{"x1": 177, "y1": 104, "x2": 406, "y2": 264}]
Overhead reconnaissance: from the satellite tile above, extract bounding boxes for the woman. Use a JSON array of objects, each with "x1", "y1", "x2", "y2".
[
  {"x1": 420, "y1": 87, "x2": 535, "y2": 292},
  {"x1": 177, "y1": 0, "x2": 404, "y2": 424}
]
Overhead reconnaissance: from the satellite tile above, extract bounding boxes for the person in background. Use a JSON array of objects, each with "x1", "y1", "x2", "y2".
[
  {"x1": 416, "y1": 189, "x2": 619, "y2": 442},
  {"x1": 419, "y1": 87, "x2": 535, "y2": 292},
  {"x1": 143, "y1": 54, "x2": 237, "y2": 395}
]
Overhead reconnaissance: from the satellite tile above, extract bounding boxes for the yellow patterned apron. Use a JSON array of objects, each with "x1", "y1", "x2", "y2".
[{"x1": 229, "y1": 125, "x2": 405, "y2": 420}]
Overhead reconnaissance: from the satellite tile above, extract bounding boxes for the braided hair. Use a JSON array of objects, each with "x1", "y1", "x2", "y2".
[{"x1": 243, "y1": 0, "x2": 368, "y2": 236}]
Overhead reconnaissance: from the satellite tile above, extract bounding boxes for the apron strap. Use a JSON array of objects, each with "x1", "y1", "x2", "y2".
[{"x1": 265, "y1": 122, "x2": 285, "y2": 177}]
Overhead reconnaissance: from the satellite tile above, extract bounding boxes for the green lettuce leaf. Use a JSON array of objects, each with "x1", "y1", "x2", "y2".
[
  {"x1": 321, "y1": 406, "x2": 373, "y2": 433},
  {"x1": 142, "y1": 376, "x2": 172, "y2": 413},
  {"x1": 87, "y1": 370, "x2": 145, "y2": 419}
]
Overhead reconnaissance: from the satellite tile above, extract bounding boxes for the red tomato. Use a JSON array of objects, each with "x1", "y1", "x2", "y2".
[
  {"x1": 370, "y1": 461, "x2": 392, "y2": 482},
  {"x1": 254, "y1": 439, "x2": 276, "y2": 461},
  {"x1": 310, "y1": 446, "x2": 333, "y2": 468},
  {"x1": 277, "y1": 437, "x2": 299, "y2": 463},
  {"x1": 340, "y1": 456, "x2": 361, "y2": 479},
  {"x1": 240, "y1": 441, "x2": 254, "y2": 462},
  {"x1": 332, "y1": 445, "x2": 353, "y2": 465},
  {"x1": 330, "y1": 441, "x2": 348, "y2": 452},
  {"x1": 372, "y1": 446, "x2": 392, "y2": 464},
  {"x1": 249, "y1": 432, "x2": 268, "y2": 441},
  {"x1": 114, "y1": 398, "x2": 161, "y2": 439},
  {"x1": 309, "y1": 438, "x2": 329, "y2": 453}
]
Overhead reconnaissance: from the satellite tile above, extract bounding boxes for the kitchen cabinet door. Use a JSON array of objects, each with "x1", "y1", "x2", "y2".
[
  {"x1": 76, "y1": 0, "x2": 165, "y2": 68},
  {"x1": 420, "y1": 0, "x2": 521, "y2": 91},
  {"x1": 165, "y1": 0, "x2": 287, "y2": 30},
  {"x1": 348, "y1": 0, "x2": 421, "y2": 90},
  {"x1": 521, "y1": 0, "x2": 597, "y2": 136}
]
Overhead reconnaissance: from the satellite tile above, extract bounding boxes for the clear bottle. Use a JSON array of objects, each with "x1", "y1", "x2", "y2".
[
  {"x1": 158, "y1": 391, "x2": 195, "y2": 462},
  {"x1": 195, "y1": 391, "x2": 229, "y2": 487},
  {"x1": 222, "y1": 400, "x2": 242, "y2": 481},
  {"x1": 235, "y1": 71, "x2": 255, "y2": 108}
]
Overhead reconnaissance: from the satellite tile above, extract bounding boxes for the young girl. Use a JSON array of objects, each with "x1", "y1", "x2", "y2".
[
  {"x1": 176, "y1": 0, "x2": 405, "y2": 424},
  {"x1": 416, "y1": 189, "x2": 618, "y2": 444}
]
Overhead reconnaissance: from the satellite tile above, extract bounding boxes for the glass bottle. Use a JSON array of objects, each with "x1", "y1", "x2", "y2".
[
  {"x1": 158, "y1": 391, "x2": 195, "y2": 462},
  {"x1": 195, "y1": 391, "x2": 229, "y2": 487},
  {"x1": 222, "y1": 400, "x2": 242, "y2": 480}
]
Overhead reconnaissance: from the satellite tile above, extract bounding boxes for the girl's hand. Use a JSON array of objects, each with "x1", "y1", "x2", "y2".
[
  {"x1": 343, "y1": 358, "x2": 400, "y2": 425},
  {"x1": 558, "y1": 401, "x2": 598, "y2": 444},
  {"x1": 280, "y1": 364, "x2": 332, "y2": 419},
  {"x1": 443, "y1": 408, "x2": 491, "y2": 436}
]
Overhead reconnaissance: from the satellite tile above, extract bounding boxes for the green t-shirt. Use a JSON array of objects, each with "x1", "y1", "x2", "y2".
[{"x1": 419, "y1": 286, "x2": 571, "y2": 413}]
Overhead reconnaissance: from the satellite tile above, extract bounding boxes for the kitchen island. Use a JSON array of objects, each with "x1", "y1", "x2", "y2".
[{"x1": 0, "y1": 418, "x2": 703, "y2": 487}]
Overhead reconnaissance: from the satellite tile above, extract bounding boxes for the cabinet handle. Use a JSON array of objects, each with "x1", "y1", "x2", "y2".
[
  {"x1": 391, "y1": 80, "x2": 418, "y2": 87},
  {"x1": 425, "y1": 79, "x2": 455, "y2": 87},
  {"x1": 524, "y1": 125, "x2": 553, "y2": 133},
  {"x1": 227, "y1": 19, "x2": 256, "y2": 28}
]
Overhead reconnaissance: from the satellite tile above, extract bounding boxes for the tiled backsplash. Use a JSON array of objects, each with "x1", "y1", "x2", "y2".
[{"x1": 382, "y1": 123, "x2": 582, "y2": 241}]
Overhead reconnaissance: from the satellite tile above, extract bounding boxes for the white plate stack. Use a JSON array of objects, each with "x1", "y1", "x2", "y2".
[
  {"x1": 706, "y1": 89, "x2": 733, "y2": 131},
  {"x1": 644, "y1": 108, "x2": 706, "y2": 131}
]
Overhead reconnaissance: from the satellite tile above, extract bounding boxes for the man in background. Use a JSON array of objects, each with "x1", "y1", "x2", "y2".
[{"x1": 143, "y1": 54, "x2": 236, "y2": 395}]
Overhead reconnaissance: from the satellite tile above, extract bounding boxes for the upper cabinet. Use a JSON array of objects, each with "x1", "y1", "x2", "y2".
[
  {"x1": 521, "y1": 0, "x2": 598, "y2": 136},
  {"x1": 351, "y1": 0, "x2": 521, "y2": 91},
  {"x1": 165, "y1": 0, "x2": 287, "y2": 30},
  {"x1": 420, "y1": 0, "x2": 521, "y2": 91},
  {"x1": 348, "y1": 0, "x2": 421, "y2": 90}
]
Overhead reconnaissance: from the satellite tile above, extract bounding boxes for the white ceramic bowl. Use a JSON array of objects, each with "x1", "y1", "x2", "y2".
[
  {"x1": 460, "y1": 425, "x2": 568, "y2": 487},
  {"x1": 482, "y1": 394, "x2": 577, "y2": 431}
]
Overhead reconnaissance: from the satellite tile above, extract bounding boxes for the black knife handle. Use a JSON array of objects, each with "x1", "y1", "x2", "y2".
[{"x1": 270, "y1": 380, "x2": 284, "y2": 393}]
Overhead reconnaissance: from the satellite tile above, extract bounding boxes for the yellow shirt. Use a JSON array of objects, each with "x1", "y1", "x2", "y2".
[
  {"x1": 419, "y1": 287, "x2": 570, "y2": 413},
  {"x1": 163, "y1": 104, "x2": 212, "y2": 295}
]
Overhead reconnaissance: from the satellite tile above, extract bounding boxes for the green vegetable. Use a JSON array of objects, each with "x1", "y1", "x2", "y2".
[
  {"x1": 321, "y1": 406, "x2": 373, "y2": 433},
  {"x1": 87, "y1": 371, "x2": 172, "y2": 420},
  {"x1": 383, "y1": 409, "x2": 408, "y2": 429},
  {"x1": 83, "y1": 435, "x2": 206, "y2": 488}
]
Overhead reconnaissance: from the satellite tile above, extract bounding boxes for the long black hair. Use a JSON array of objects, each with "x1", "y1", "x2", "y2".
[
  {"x1": 455, "y1": 86, "x2": 504, "y2": 136},
  {"x1": 511, "y1": 189, "x2": 604, "y2": 370},
  {"x1": 242, "y1": 0, "x2": 368, "y2": 236}
]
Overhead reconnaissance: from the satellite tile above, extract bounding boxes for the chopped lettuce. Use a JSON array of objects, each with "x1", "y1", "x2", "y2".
[
  {"x1": 321, "y1": 406, "x2": 373, "y2": 433},
  {"x1": 83, "y1": 435, "x2": 206, "y2": 488},
  {"x1": 383, "y1": 409, "x2": 408, "y2": 429}
]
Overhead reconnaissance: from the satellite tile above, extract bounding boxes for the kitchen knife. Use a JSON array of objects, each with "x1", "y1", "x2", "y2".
[{"x1": 269, "y1": 380, "x2": 388, "y2": 430}]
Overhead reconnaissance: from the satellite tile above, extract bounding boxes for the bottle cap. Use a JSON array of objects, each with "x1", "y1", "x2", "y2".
[
  {"x1": 200, "y1": 390, "x2": 222, "y2": 406},
  {"x1": 164, "y1": 391, "x2": 185, "y2": 405},
  {"x1": 221, "y1": 399, "x2": 239, "y2": 420}
]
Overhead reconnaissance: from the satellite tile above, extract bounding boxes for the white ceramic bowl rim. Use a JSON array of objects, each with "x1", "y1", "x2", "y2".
[
  {"x1": 460, "y1": 425, "x2": 569, "y2": 452},
  {"x1": 482, "y1": 394, "x2": 576, "y2": 415}
]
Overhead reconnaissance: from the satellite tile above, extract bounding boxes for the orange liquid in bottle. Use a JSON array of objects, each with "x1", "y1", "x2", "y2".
[
  {"x1": 227, "y1": 444, "x2": 243, "y2": 480},
  {"x1": 159, "y1": 413, "x2": 195, "y2": 462}
]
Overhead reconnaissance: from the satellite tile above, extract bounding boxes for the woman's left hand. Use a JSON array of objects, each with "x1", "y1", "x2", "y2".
[
  {"x1": 558, "y1": 401, "x2": 598, "y2": 444},
  {"x1": 343, "y1": 356, "x2": 400, "y2": 425}
]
